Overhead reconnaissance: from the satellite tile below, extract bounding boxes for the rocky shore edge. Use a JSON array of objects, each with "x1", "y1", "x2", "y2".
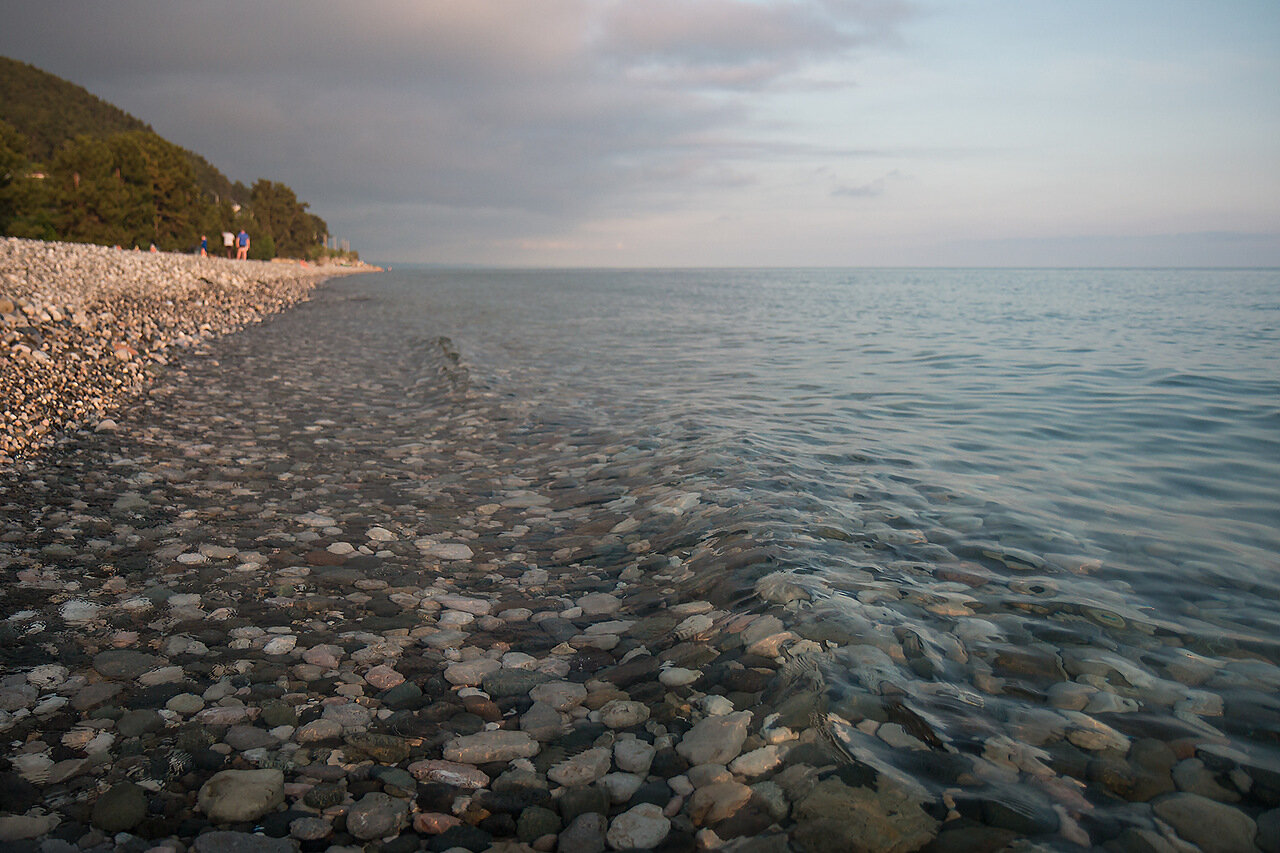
[
  {"x1": 1, "y1": 243, "x2": 1276, "y2": 853},
  {"x1": 0, "y1": 237, "x2": 370, "y2": 463}
]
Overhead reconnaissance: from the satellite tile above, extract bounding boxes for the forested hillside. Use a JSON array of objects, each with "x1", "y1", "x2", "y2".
[{"x1": 0, "y1": 57, "x2": 346, "y2": 259}]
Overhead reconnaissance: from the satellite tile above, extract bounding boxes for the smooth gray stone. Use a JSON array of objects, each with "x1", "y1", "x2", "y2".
[
  {"x1": 92, "y1": 650, "x2": 163, "y2": 679},
  {"x1": 190, "y1": 831, "x2": 297, "y2": 853},
  {"x1": 1152, "y1": 793, "x2": 1257, "y2": 853},
  {"x1": 557, "y1": 812, "x2": 607, "y2": 853}
]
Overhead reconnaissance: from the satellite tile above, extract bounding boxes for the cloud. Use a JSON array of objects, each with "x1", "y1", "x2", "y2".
[
  {"x1": 607, "y1": 0, "x2": 838, "y2": 58},
  {"x1": 832, "y1": 169, "x2": 905, "y2": 198},
  {"x1": 928, "y1": 231, "x2": 1280, "y2": 268},
  {"x1": 833, "y1": 181, "x2": 885, "y2": 198},
  {"x1": 601, "y1": 0, "x2": 916, "y2": 90},
  {"x1": 0, "y1": 0, "x2": 918, "y2": 261}
]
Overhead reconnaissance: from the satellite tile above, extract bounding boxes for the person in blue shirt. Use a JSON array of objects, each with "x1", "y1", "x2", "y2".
[
  {"x1": 199, "y1": 235, "x2": 208, "y2": 257},
  {"x1": 236, "y1": 229, "x2": 250, "y2": 260}
]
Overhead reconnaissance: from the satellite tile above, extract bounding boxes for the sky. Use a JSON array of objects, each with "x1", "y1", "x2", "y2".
[{"x1": 1, "y1": 0, "x2": 1278, "y2": 267}]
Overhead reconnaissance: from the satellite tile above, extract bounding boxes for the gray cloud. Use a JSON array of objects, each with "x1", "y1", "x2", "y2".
[
  {"x1": 928, "y1": 231, "x2": 1280, "y2": 268},
  {"x1": 833, "y1": 181, "x2": 885, "y2": 198},
  {"x1": 602, "y1": 0, "x2": 844, "y2": 80},
  {"x1": 0, "y1": 0, "x2": 918, "y2": 261},
  {"x1": 601, "y1": 0, "x2": 914, "y2": 88},
  {"x1": 832, "y1": 168, "x2": 905, "y2": 198}
]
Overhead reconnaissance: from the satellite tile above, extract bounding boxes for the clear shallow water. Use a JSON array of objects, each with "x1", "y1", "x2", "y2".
[
  {"x1": 362, "y1": 266, "x2": 1280, "y2": 819},
  {"x1": 6, "y1": 264, "x2": 1279, "y2": 845},
  {"x1": 388, "y1": 267, "x2": 1280, "y2": 622}
]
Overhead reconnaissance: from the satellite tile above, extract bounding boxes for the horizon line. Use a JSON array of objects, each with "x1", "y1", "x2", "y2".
[{"x1": 370, "y1": 262, "x2": 1280, "y2": 272}]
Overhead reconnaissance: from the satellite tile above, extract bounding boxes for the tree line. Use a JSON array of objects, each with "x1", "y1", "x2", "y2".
[
  {"x1": 0, "y1": 122, "x2": 331, "y2": 259},
  {"x1": 0, "y1": 56, "x2": 352, "y2": 261}
]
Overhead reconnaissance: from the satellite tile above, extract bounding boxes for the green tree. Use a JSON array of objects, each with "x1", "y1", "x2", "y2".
[
  {"x1": 0, "y1": 119, "x2": 55, "y2": 240},
  {"x1": 248, "y1": 231, "x2": 275, "y2": 261},
  {"x1": 127, "y1": 131, "x2": 211, "y2": 249},
  {"x1": 0, "y1": 56, "x2": 151, "y2": 163},
  {"x1": 249, "y1": 179, "x2": 326, "y2": 258},
  {"x1": 302, "y1": 212, "x2": 329, "y2": 260},
  {"x1": 2, "y1": 57, "x2": 350, "y2": 255},
  {"x1": 46, "y1": 131, "x2": 214, "y2": 250},
  {"x1": 50, "y1": 135, "x2": 150, "y2": 246},
  {"x1": 0, "y1": 119, "x2": 28, "y2": 233}
]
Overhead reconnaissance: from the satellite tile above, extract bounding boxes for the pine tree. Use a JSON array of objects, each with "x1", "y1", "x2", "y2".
[{"x1": 50, "y1": 135, "x2": 150, "y2": 246}]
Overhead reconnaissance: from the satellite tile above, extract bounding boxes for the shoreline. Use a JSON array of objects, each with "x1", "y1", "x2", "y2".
[
  {"x1": 0, "y1": 255, "x2": 1275, "y2": 852},
  {"x1": 0, "y1": 237, "x2": 376, "y2": 464},
  {"x1": 0, "y1": 265, "x2": 905, "y2": 853}
]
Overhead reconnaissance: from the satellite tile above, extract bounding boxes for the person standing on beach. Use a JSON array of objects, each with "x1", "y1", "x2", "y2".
[
  {"x1": 236, "y1": 229, "x2": 250, "y2": 260},
  {"x1": 222, "y1": 231, "x2": 234, "y2": 258},
  {"x1": 199, "y1": 235, "x2": 208, "y2": 257}
]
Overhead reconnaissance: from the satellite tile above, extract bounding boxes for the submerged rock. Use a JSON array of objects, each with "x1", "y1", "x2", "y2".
[
  {"x1": 793, "y1": 778, "x2": 938, "y2": 853},
  {"x1": 197, "y1": 768, "x2": 285, "y2": 823},
  {"x1": 91, "y1": 782, "x2": 147, "y2": 832},
  {"x1": 445, "y1": 730, "x2": 540, "y2": 763},
  {"x1": 676, "y1": 712, "x2": 752, "y2": 765},
  {"x1": 607, "y1": 803, "x2": 671, "y2": 850},
  {"x1": 1152, "y1": 793, "x2": 1258, "y2": 853},
  {"x1": 346, "y1": 791, "x2": 409, "y2": 840}
]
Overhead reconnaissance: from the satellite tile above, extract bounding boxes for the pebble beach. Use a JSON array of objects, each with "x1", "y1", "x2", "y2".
[
  {"x1": 0, "y1": 238, "x2": 362, "y2": 462},
  {"x1": 1, "y1": 248, "x2": 1278, "y2": 853}
]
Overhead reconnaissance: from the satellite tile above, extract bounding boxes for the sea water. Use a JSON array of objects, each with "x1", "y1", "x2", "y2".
[
  {"x1": 353, "y1": 266, "x2": 1280, "y2": 811},
  {"x1": 166, "y1": 264, "x2": 1266, "y2": 832},
  {"x1": 6, "y1": 261, "x2": 1278, "y2": 842},
  {"x1": 386, "y1": 266, "x2": 1280, "y2": 616}
]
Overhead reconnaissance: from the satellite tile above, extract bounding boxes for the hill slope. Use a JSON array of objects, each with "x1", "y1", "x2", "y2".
[
  {"x1": 0, "y1": 56, "x2": 243, "y2": 205},
  {"x1": 0, "y1": 56, "x2": 152, "y2": 161},
  {"x1": 0, "y1": 56, "x2": 344, "y2": 259}
]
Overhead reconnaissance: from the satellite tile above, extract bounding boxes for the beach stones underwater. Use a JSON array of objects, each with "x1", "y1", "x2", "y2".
[{"x1": 0, "y1": 255, "x2": 1277, "y2": 852}]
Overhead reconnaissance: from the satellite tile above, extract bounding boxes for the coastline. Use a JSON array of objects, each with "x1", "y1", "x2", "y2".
[
  {"x1": 0, "y1": 267, "x2": 882, "y2": 853},
  {"x1": 0, "y1": 238, "x2": 376, "y2": 463},
  {"x1": 0, "y1": 260, "x2": 1274, "y2": 852}
]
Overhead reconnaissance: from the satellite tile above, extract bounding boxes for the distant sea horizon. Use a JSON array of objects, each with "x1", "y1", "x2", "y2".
[{"x1": 371, "y1": 261, "x2": 1280, "y2": 272}]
